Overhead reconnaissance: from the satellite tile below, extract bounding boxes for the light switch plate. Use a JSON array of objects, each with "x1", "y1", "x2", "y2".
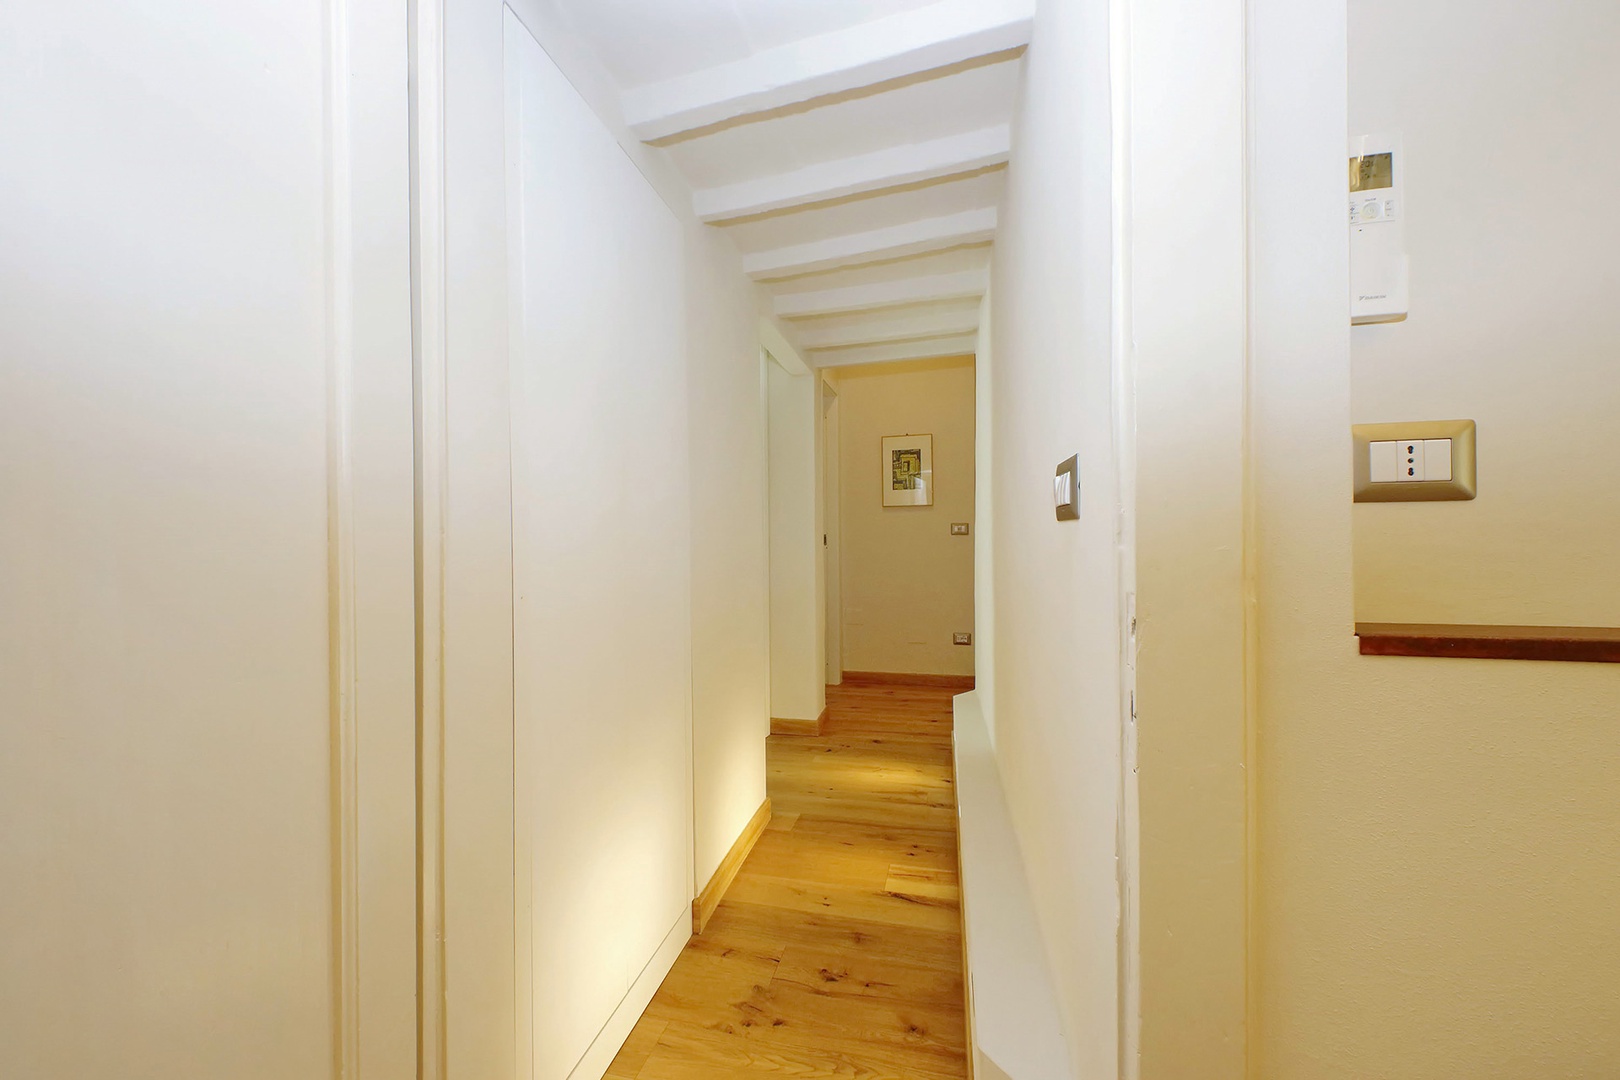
[
  {"x1": 953, "y1": 632, "x2": 972, "y2": 646},
  {"x1": 1054, "y1": 454, "x2": 1080, "y2": 520},
  {"x1": 951, "y1": 522, "x2": 970, "y2": 536},
  {"x1": 1352, "y1": 419, "x2": 1476, "y2": 502}
]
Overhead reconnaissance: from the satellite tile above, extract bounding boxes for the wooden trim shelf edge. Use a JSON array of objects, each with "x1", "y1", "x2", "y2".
[
  {"x1": 840, "y1": 670, "x2": 977, "y2": 690},
  {"x1": 1356, "y1": 623, "x2": 1620, "y2": 664},
  {"x1": 692, "y1": 798, "x2": 772, "y2": 935}
]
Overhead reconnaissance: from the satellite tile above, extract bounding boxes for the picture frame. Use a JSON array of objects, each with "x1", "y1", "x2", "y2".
[{"x1": 881, "y1": 434, "x2": 933, "y2": 507}]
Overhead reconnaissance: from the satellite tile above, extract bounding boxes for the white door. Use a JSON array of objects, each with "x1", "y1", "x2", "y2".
[
  {"x1": 0, "y1": 2, "x2": 416, "y2": 1078},
  {"x1": 823, "y1": 385, "x2": 844, "y2": 684}
]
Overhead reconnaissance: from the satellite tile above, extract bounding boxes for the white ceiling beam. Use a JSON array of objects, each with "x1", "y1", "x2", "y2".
[
  {"x1": 743, "y1": 207, "x2": 998, "y2": 279},
  {"x1": 775, "y1": 270, "x2": 988, "y2": 318},
  {"x1": 623, "y1": 0, "x2": 1035, "y2": 143},
  {"x1": 794, "y1": 308, "x2": 982, "y2": 350},
  {"x1": 693, "y1": 125, "x2": 1009, "y2": 223},
  {"x1": 759, "y1": 316, "x2": 810, "y2": 375},
  {"x1": 810, "y1": 335, "x2": 980, "y2": 369}
]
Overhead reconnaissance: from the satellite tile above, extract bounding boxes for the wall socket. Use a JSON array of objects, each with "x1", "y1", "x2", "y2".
[
  {"x1": 1352, "y1": 419, "x2": 1476, "y2": 502},
  {"x1": 953, "y1": 632, "x2": 972, "y2": 646},
  {"x1": 950, "y1": 522, "x2": 970, "y2": 535}
]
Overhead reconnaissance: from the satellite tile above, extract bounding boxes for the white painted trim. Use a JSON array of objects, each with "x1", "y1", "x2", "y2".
[
  {"x1": 694, "y1": 125, "x2": 1010, "y2": 223},
  {"x1": 809, "y1": 334, "x2": 979, "y2": 368},
  {"x1": 1110, "y1": 0, "x2": 1141, "y2": 1071},
  {"x1": 623, "y1": 0, "x2": 1034, "y2": 142},
  {"x1": 774, "y1": 270, "x2": 988, "y2": 317},
  {"x1": 744, "y1": 208, "x2": 998, "y2": 279},
  {"x1": 795, "y1": 306, "x2": 982, "y2": 350},
  {"x1": 323, "y1": 3, "x2": 361, "y2": 1073},
  {"x1": 329, "y1": 0, "x2": 419, "y2": 1073},
  {"x1": 564, "y1": 911, "x2": 690, "y2": 1080},
  {"x1": 411, "y1": 0, "x2": 449, "y2": 1075},
  {"x1": 501, "y1": 15, "x2": 536, "y2": 1078}
]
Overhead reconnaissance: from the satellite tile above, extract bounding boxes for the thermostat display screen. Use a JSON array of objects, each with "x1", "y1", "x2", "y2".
[{"x1": 1349, "y1": 152, "x2": 1393, "y2": 192}]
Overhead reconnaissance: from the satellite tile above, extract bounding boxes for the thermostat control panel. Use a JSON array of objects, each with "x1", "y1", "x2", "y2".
[{"x1": 1349, "y1": 132, "x2": 1408, "y2": 324}]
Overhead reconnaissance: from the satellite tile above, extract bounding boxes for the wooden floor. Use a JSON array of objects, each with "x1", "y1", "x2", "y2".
[{"x1": 606, "y1": 680, "x2": 968, "y2": 1080}]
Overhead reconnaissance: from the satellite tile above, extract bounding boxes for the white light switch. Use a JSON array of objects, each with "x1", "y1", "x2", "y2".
[
  {"x1": 1369, "y1": 440, "x2": 1398, "y2": 483},
  {"x1": 1423, "y1": 439, "x2": 1452, "y2": 482},
  {"x1": 1396, "y1": 439, "x2": 1425, "y2": 481}
]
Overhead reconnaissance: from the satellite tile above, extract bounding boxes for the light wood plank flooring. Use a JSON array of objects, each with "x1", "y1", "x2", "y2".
[{"x1": 607, "y1": 680, "x2": 967, "y2": 1080}]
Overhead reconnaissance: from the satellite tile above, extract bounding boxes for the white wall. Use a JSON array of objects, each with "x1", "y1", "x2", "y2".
[
  {"x1": 986, "y1": 0, "x2": 1122, "y2": 1073},
  {"x1": 1250, "y1": 1, "x2": 1620, "y2": 1076},
  {"x1": 0, "y1": 1, "x2": 418, "y2": 1074},
  {"x1": 1349, "y1": 0, "x2": 1620, "y2": 626},
  {"x1": 833, "y1": 357, "x2": 977, "y2": 678},
  {"x1": 687, "y1": 225, "x2": 771, "y2": 887},
  {"x1": 767, "y1": 360, "x2": 827, "y2": 723}
]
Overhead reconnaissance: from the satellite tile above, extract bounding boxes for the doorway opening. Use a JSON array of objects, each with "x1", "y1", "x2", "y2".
[{"x1": 816, "y1": 354, "x2": 977, "y2": 692}]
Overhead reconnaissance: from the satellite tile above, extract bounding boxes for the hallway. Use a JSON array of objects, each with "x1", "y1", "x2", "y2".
[
  {"x1": 606, "y1": 681, "x2": 968, "y2": 1079},
  {"x1": 15, "y1": 2, "x2": 1620, "y2": 1077}
]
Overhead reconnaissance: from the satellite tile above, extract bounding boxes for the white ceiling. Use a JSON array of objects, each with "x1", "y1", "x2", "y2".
[
  {"x1": 548, "y1": 0, "x2": 1030, "y2": 368},
  {"x1": 552, "y1": 0, "x2": 948, "y2": 86},
  {"x1": 720, "y1": 169, "x2": 1006, "y2": 254},
  {"x1": 660, "y1": 60, "x2": 1021, "y2": 189}
]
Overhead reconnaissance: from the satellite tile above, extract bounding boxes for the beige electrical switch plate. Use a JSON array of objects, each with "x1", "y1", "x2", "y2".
[{"x1": 1352, "y1": 419, "x2": 1476, "y2": 502}]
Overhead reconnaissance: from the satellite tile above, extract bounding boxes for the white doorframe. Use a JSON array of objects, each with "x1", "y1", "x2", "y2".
[
  {"x1": 822, "y1": 380, "x2": 843, "y2": 686},
  {"x1": 328, "y1": 0, "x2": 420, "y2": 1074},
  {"x1": 422, "y1": 0, "x2": 519, "y2": 1077}
]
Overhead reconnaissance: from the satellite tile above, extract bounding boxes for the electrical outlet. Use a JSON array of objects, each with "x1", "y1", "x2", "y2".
[
  {"x1": 1353, "y1": 420, "x2": 1476, "y2": 502},
  {"x1": 1395, "y1": 438, "x2": 1425, "y2": 481},
  {"x1": 953, "y1": 632, "x2": 972, "y2": 646},
  {"x1": 950, "y1": 522, "x2": 970, "y2": 536}
]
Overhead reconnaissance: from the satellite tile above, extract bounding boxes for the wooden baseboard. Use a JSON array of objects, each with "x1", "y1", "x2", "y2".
[
  {"x1": 841, "y1": 670, "x2": 976, "y2": 690},
  {"x1": 771, "y1": 705, "x2": 828, "y2": 736},
  {"x1": 1356, "y1": 623, "x2": 1620, "y2": 663},
  {"x1": 693, "y1": 798, "x2": 771, "y2": 935}
]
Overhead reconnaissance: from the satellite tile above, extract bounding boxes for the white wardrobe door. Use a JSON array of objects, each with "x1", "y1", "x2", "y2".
[{"x1": 505, "y1": 19, "x2": 693, "y2": 1080}]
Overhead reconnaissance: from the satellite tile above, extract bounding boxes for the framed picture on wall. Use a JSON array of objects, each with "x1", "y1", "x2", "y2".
[{"x1": 881, "y1": 434, "x2": 933, "y2": 507}]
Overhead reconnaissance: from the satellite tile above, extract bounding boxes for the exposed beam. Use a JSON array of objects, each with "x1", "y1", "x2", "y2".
[
  {"x1": 775, "y1": 270, "x2": 988, "y2": 318},
  {"x1": 810, "y1": 335, "x2": 979, "y2": 369},
  {"x1": 759, "y1": 316, "x2": 810, "y2": 375},
  {"x1": 743, "y1": 207, "x2": 997, "y2": 279},
  {"x1": 623, "y1": 0, "x2": 1035, "y2": 143},
  {"x1": 693, "y1": 126, "x2": 1009, "y2": 223},
  {"x1": 794, "y1": 307, "x2": 982, "y2": 350}
]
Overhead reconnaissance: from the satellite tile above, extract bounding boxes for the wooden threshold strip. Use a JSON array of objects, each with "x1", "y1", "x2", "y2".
[{"x1": 1356, "y1": 623, "x2": 1620, "y2": 663}]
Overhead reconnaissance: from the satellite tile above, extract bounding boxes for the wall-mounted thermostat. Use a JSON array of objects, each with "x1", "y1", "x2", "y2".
[{"x1": 1349, "y1": 133, "x2": 1408, "y2": 324}]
